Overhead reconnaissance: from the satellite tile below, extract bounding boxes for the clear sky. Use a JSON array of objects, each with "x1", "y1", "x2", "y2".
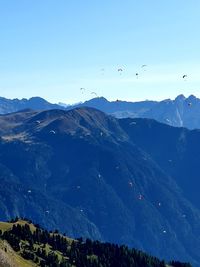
[{"x1": 0, "y1": 0, "x2": 200, "y2": 104}]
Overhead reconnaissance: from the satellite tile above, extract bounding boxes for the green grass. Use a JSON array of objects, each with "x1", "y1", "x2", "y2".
[
  {"x1": 0, "y1": 220, "x2": 36, "y2": 234},
  {"x1": 14, "y1": 220, "x2": 37, "y2": 233},
  {"x1": 0, "y1": 219, "x2": 175, "y2": 267},
  {"x1": 0, "y1": 240, "x2": 37, "y2": 267},
  {"x1": 0, "y1": 221, "x2": 39, "y2": 267},
  {"x1": 0, "y1": 220, "x2": 71, "y2": 266},
  {"x1": 0, "y1": 222, "x2": 12, "y2": 232},
  {"x1": 50, "y1": 232, "x2": 75, "y2": 246}
]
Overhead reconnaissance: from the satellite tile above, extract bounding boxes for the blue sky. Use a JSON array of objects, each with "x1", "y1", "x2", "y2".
[{"x1": 0, "y1": 0, "x2": 200, "y2": 103}]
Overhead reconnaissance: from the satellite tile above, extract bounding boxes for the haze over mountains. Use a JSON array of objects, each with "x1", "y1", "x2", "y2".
[
  {"x1": 0, "y1": 94, "x2": 200, "y2": 129},
  {"x1": 71, "y1": 94, "x2": 200, "y2": 130},
  {"x1": 0, "y1": 107, "x2": 200, "y2": 265}
]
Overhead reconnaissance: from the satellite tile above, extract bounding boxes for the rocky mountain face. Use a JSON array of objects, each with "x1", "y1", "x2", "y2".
[
  {"x1": 70, "y1": 94, "x2": 200, "y2": 130},
  {"x1": 0, "y1": 108, "x2": 199, "y2": 265},
  {"x1": 141, "y1": 94, "x2": 200, "y2": 129},
  {"x1": 119, "y1": 117, "x2": 200, "y2": 214}
]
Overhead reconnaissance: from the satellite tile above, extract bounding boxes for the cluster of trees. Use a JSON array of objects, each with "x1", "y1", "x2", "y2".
[
  {"x1": 169, "y1": 262, "x2": 192, "y2": 267},
  {"x1": 0, "y1": 221, "x2": 192, "y2": 267}
]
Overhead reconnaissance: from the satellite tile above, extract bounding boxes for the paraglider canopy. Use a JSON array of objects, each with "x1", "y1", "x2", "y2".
[
  {"x1": 128, "y1": 181, "x2": 133, "y2": 187},
  {"x1": 138, "y1": 194, "x2": 143, "y2": 200},
  {"x1": 130, "y1": 122, "x2": 137, "y2": 126}
]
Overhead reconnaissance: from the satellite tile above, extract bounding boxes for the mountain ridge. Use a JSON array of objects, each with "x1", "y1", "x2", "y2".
[
  {"x1": 0, "y1": 96, "x2": 63, "y2": 115},
  {"x1": 1, "y1": 94, "x2": 200, "y2": 129},
  {"x1": 69, "y1": 94, "x2": 200, "y2": 129}
]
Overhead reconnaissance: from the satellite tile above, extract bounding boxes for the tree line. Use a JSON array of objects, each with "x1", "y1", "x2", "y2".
[{"x1": 0, "y1": 220, "x2": 192, "y2": 267}]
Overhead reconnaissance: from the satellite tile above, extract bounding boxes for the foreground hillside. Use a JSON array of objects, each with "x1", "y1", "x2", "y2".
[
  {"x1": 0, "y1": 108, "x2": 199, "y2": 265},
  {"x1": 0, "y1": 219, "x2": 191, "y2": 267}
]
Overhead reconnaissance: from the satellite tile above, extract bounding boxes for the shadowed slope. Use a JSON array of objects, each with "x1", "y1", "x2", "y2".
[{"x1": 0, "y1": 108, "x2": 199, "y2": 265}]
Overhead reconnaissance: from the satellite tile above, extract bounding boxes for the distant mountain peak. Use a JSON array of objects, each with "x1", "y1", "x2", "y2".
[
  {"x1": 28, "y1": 96, "x2": 50, "y2": 104},
  {"x1": 187, "y1": 94, "x2": 197, "y2": 101},
  {"x1": 85, "y1": 97, "x2": 108, "y2": 104},
  {"x1": 175, "y1": 94, "x2": 186, "y2": 101}
]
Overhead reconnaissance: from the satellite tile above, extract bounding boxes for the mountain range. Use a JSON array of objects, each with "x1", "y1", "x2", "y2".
[
  {"x1": 70, "y1": 94, "x2": 200, "y2": 130},
  {"x1": 0, "y1": 107, "x2": 199, "y2": 265},
  {"x1": 0, "y1": 94, "x2": 200, "y2": 129},
  {"x1": 0, "y1": 96, "x2": 62, "y2": 114}
]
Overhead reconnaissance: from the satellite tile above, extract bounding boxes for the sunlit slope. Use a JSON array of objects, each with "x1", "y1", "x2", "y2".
[
  {"x1": 0, "y1": 240, "x2": 36, "y2": 267},
  {"x1": 0, "y1": 219, "x2": 190, "y2": 267}
]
